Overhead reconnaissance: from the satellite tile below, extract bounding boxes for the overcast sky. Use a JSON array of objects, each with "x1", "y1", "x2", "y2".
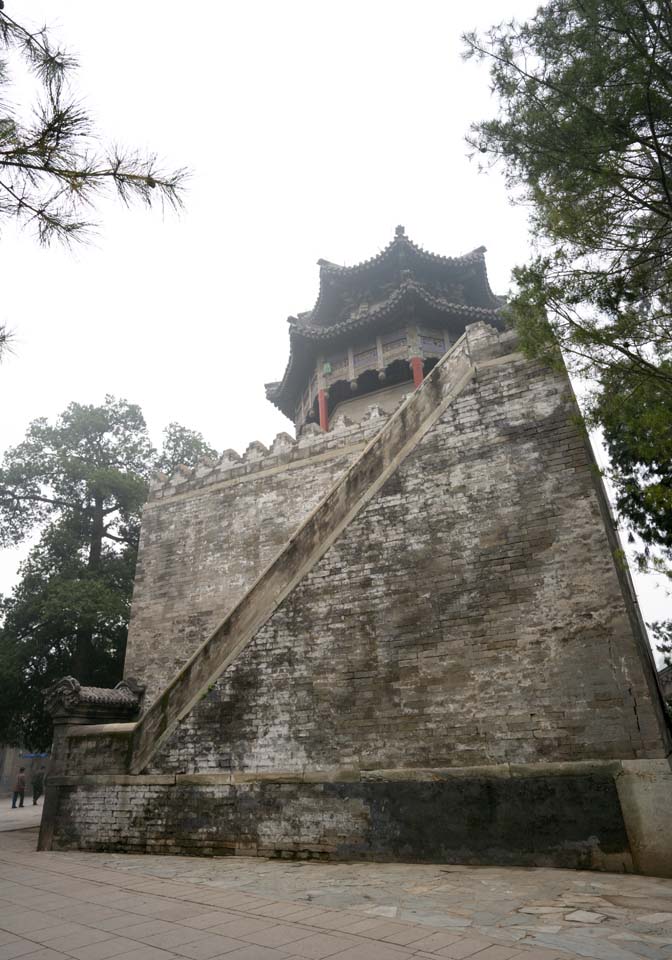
[{"x1": 0, "y1": 1, "x2": 668, "y2": 656}]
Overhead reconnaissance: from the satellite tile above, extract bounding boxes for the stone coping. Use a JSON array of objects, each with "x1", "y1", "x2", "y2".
[
  {"x1": 149, "y1": 333, "x2": 522, "y2": 504},
  {"x1": 149, "y1": 420, "x2": 385, "y2": 503},
  {"x1": 66, "y1": 722, "x2": 137, "y2": 736},
  {"x1": 147, "y1": 440, "x2": 369, "y2": 507},
  {"x1": 47, "y1": 757, "x2": 671, "y2": 787}
]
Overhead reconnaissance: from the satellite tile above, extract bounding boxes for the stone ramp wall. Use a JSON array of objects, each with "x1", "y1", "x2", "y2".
[
  {"x1": 128, "y1": 325, "x2": 486, "y2": 775},
  {"x1": 146, "y1": 349, "x2": 666, "y2": 777},
  {"x1": 126, "y1": 417, "x2": 390, "y2": 706},
  {"x1": 40, "y1": 323, "x2": 672, "y2": 874}
]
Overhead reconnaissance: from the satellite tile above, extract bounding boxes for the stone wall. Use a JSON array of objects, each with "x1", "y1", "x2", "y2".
[
  {"x1": 126, "y1": 416, "x2": 390, "y2": 705},
  {"x1": 46, "y1": 767, "x2": 633, "y2": 871},
  {"x1": 41, "y1": 324, "x2": 672, "y2": 874},
  {"x1": 129, "y1": 328, "x2": 482, "y2": 773},
  {"x1": 146, "y1": 347, "x2": 666, "y2": 776}
]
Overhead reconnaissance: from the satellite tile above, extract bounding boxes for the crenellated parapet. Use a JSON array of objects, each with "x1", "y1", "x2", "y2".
[
  {"x1": 147, "y1": 320, "x2": 512, "y2": 505},
  {"x1": 147, "y1": 396, "x2": 413, "y2": 503}
]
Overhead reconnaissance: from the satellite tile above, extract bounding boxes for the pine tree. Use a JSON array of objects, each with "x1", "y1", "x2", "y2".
[{"x1": 0, "y1": 397, "x2": 216, "y2": 748}]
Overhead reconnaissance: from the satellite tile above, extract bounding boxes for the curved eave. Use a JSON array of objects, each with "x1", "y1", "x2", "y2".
[
  {"x1": 268, "y1": 281, "x2": 504, "y2": 419},
  {"x1": 264, "y1": 380, "x2": 281, "y2": 404},
  {"x1": 294, "y1": 287, "x2": 501, "y2": 340},
  {"x1": 307, "y1": 238, "x2": 500, "y2": 328},
  {"x1": 478, "y1": 251, "x2": 504, "y2": 310}
]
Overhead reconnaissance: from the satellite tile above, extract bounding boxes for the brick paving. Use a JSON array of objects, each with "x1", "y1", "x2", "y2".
[
  {"x1": 0, "y1": 807, "x2": 42, "y2": 834},
  {"x1": 2, "y1": 823, "x2": 672, "y2": 960},
  {"x1": 0, "y1": 828, "x2": 568, "y2": 960}
]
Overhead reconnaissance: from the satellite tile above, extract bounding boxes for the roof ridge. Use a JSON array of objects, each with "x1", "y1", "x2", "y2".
[
  {"x1": 307, "y1": 229, "x2": 492, "y2": 330},
  {"x1": 317, "y1": 229, "x2": 487, "y2": 278}
]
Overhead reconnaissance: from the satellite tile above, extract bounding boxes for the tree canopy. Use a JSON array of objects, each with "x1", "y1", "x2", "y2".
[
  {"x1": 0, "y1": 397, "x2": 216, "y2": 748},
  {"x1": 0, "y1": 325, "x2": 11, "y2": 366},
  {"x1": 0, "y1": 8, "x2": 187, "y2": 245},
  {"x1": 596, "y1": 362, "x2": 672, "y2": 566},
  {"x1": 464, "y1": 0, "x2": 672, "y2": 638},
  {"x1": 464, "y1": 0, "x2": 672, "y2": 382}
]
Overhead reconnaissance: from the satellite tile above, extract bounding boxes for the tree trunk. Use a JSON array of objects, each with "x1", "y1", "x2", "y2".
[
  {"x1": 88, "y1": 494, "x2": 104, "y2": 572},
  {"x1": 71, "y1": 627, "x2": 96, "y2": 684},
  {"x1": 72, "y1": 494, "x2": 105, "y2": 682}
]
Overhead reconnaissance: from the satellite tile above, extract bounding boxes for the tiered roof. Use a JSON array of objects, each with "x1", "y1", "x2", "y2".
[{"x1": 266, "y1": 226, "x2": 505, "y2": 420}]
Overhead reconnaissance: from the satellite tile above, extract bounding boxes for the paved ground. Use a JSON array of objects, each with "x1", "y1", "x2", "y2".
[
  {"x1": 0, "y1": 802, "x2": 43, "y2": 833},
  {"x1": 1, "y1": 817, "x2": 672, "y2": 960}
]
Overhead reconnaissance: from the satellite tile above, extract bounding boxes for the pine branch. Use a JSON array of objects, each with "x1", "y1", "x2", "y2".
[
  {"x1": 0, "y1": 10, "x2": 188, "y2": 244},
  {"x1": 0, "y1": 323, "x2": 13, "y2": 362}
]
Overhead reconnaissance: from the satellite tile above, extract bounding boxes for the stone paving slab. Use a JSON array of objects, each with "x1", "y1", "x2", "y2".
[
  {"x1": 1, "y1": 827, "x2": 672, "y2": 960},
  {"x1": 0, "y1": 807, "x2": 42, "y2": 834}
]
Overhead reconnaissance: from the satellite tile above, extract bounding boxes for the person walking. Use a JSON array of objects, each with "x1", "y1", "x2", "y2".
[
  {"x1": 32, "y1": 766, "x2": 45, "y2": 806},
  {"x1": 11, "y1": 768, "x2": 26, "y2": 809}
]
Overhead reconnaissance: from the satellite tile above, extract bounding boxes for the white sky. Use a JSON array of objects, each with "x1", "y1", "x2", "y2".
[{"x1": 0, "y1": 0, "x2": 668, "y2": 658}]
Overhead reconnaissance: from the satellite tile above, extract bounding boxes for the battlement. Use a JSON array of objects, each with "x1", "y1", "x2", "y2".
[
  {"x1": 150, "y1": 324, "x2": 519, "y2": 504},
  {"x1": 148, "y1": 397, "x2": 411, "y2": 503}
]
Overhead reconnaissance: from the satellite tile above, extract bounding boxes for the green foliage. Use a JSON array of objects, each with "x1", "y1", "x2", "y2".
[
  {"x1": 155, "y1": 423, "x2": 217, "y2": 476},
  {"x1": 595, "y1": 361, "x2": 672, "y2": 565},
  {"x1": 0, "y1": 396, "x2": 153, "y2": 552},
  {"x1": 0, "y1": 9, "x2": 187, "y2": 244},
  {"x1": 0, "y1": 396, "x2": 216, "y2": 749},
  {"x1": 465, "y1": 0, "x2": 672, "y2": 642},
  {"x1": 653, "y1": 619, "x2": 672, "y2": 668},
  {"x1": 0, "y1": 527, "x2": 133, "y2": 747},
  {"x1": 464, "y1": 0, "x2": 672, "y2": 385}
]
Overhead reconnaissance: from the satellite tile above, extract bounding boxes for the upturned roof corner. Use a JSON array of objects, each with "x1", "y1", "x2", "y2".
[{"x1": 266, "y1": 227, "x2": 505, "y2": 422}]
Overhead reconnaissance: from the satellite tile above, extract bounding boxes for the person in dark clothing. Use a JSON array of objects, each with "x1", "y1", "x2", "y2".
[
  {"x1": 12, "y1": 768, "x2": 26, "y2": 809},
  {"x1": 32, "y1": 767, "x2": 45, "y2": 805}
]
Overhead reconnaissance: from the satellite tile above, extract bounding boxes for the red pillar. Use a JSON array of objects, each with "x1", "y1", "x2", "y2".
[
  {"x1": 410, "y1": 356, "x2": 424, "y2": 389},
  {"x1": 318, "y1": 388, "x2": 329, "y2": 432}
]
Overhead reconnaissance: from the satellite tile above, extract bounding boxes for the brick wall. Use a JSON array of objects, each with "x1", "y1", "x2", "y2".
[
  {"x1": 42, "y1": 327, "x2": 672, "y2": 870},
  {"x1": 48, "y1": 774, "x2": 632, "y2": 870},
  {"x1": 146, "y1": 349, "x2": 666, "y2": 776},
  {"x1": 125, "y1": 418, "x2": 390, "y2": 705}
]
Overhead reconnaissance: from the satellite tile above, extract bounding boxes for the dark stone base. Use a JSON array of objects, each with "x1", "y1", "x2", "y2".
[
  {"x1": 45, "y1": 773, "x2": 633, "y2": 871},
  {"x1": 337, "y1": 776, "x2": 631, "y2": 868}
]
